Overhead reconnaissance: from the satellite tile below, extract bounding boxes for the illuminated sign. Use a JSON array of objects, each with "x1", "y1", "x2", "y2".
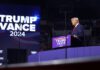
[
  {"x1": 0, "y1": 5, "x2": 40, "y2": 50},
  {"x1": 52, "y1": 35, "x2": 71, "y2": 48},
  {"x1": 53, "y1": 36, "x2": 67, "y2": 47},
  {"x1": 0, "y1": 14, "x2": 38, "y2": 37}
]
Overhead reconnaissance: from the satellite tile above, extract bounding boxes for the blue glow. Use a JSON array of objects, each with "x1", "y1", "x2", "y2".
[{"x1": 32, "y1": 16, "x2": 39, "y2": 22}]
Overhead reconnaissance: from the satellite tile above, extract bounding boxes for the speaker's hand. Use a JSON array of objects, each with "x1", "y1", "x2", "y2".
[{"x1": 73, "y1": 35, "x2": 78, "y2": 38}]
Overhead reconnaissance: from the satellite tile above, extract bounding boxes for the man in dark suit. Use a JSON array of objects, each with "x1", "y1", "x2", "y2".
[{"x1": 71, "y1": 17, "x2": 84, "y2": 46}]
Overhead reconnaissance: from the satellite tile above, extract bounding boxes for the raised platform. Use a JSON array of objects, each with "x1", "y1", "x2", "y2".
[{"x1": 28, "y1": 46, "x2": 100, "y2": 62}]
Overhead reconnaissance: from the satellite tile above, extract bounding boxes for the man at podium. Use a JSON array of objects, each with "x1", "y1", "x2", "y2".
[{"x1": 71, "y1": 17, "x2": 84, "y2": 46}]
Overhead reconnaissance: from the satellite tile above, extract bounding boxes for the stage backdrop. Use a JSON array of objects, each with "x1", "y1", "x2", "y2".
[{"x1": 0, "y1": 4, "x2": 40, "y2": 51}]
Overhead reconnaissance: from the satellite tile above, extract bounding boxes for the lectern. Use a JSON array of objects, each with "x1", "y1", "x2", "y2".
[{"x1": 52, "y1": 35, "x2": 83, "y2": 48}]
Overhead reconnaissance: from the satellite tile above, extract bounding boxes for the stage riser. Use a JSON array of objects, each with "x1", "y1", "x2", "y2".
[{"x1": 28, "y1": 46, "x2": 100, "y2": 62}]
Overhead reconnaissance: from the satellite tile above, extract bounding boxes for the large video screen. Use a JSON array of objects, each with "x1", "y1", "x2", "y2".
[{"x1": 0, "y1": 4, "x2": 40, "y2": 50}]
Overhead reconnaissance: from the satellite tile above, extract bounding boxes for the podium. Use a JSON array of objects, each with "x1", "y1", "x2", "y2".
[{"x1": 52, "y1": 35, "x2": 83, "y2": 48}]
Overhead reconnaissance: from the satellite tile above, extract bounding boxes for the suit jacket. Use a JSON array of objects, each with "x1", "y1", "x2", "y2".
[{"x1": 72, "y1": 24, "x2": 84, "y2": 40}]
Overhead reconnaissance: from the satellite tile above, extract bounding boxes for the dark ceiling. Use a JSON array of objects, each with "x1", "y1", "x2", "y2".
[
  {"x1": 0, "y1": 0, "x2": 100, "y2": 20},
  {"x1": 44, "y1": 0, "x2": 100, "y2": 20}
]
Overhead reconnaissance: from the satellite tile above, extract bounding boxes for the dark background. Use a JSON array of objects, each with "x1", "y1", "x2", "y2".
[
  {"x1": 0, "y1": 0, "x2": 100, "y2": 50},
  {"x1": 0, "y1": 0, "x2": 100, "y2": 20}
]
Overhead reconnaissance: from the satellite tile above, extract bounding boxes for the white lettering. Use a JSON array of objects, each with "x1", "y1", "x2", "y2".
[
  {"x1": 20, "y1": 16, "x2": 30, "y2": 23},
  {"x1": 0, "y1": 23, "x2": 7, "y2": 30},
  {"x1": 14, "y1": 24, "x2": 22, "y2": 31},
  {"x1": 30, "y1": 24, "x2": 36, "y2": 32},
  {"x1": 13, "y1": 15, "x2": 20, "y2": 23},
  {"x1": 22, "y1": 24, "x2": 29, "y2": 31},
  {"x1": 0, "y1": 15, "x2": 5, "y2": 22},
  {"x1": 6, "y1": 15, "x2": 12, "y2": 22},
  {"x1": 7, "y1": 23, "x2": 14, "y2": 30}
]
